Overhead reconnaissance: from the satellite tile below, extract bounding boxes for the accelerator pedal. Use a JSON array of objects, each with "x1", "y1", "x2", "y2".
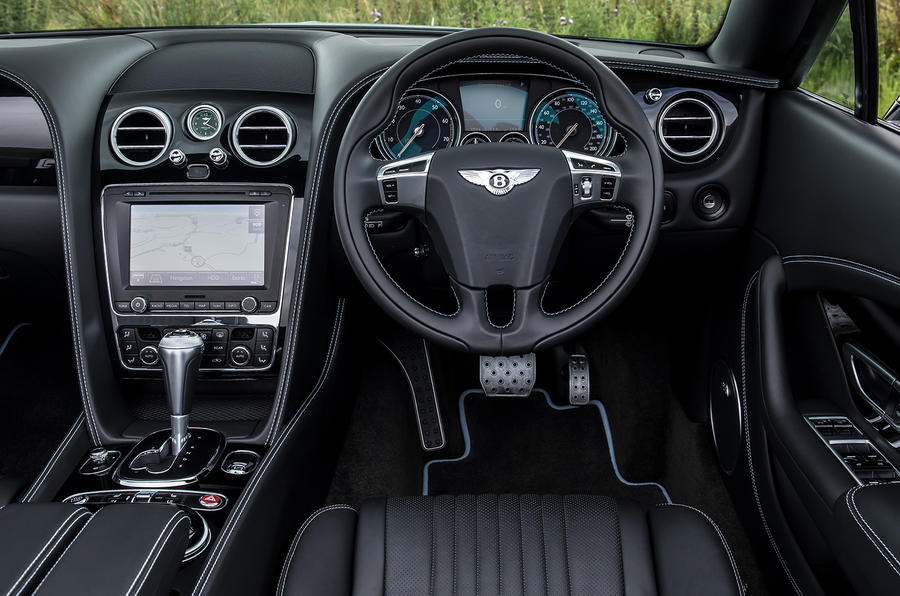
[
  {"x1": 479, "y1": 354, "x2": 536, "y2": 397},
  {"x1": 378, "y1": 332, "x2": 446, "y2": 451},
  {"x1": 568, "y1": 354, "x2": 590, "y2": 405}
]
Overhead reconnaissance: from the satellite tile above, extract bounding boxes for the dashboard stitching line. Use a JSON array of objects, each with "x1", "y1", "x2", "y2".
[
  {"x1": 265, "y1": 68, "x2": 386, "y2": 444},
  {"x1": 782, "y1": 255, "x2": 900, "y2": 288},
  {"x1": 601, "y1": 61, "x2": 779, "y2": 88},
  {"x1": 485, "y1": 289, "x2": 516, "y2": 329},
  {"x1": 656, "y1": 503, "x2": 745, "y2": 594},
  {"x1": 739, "y1": 271, "x2": 803, "y2": 594},
  {"x1": 191, "y1": 299, "x2": 345, "y2": 596},
  {"x1": 364, "y1": 209, "x2": 461, "y2": 317},
  {"x1": 21, "y1": 412, "x2": 85, "y2": 503},
  {"x1": 0, "y1": 69, "x2": 101, "y2": 444},
  {"x1": 276, "y1": 504, "x2": 356, "y2": 596},
  {"x1": 539, "y1": 205, "x2": 634, "y2": 316},
  {"x1": 846, "y1": 485, "x2": 900, "y2": 575}
]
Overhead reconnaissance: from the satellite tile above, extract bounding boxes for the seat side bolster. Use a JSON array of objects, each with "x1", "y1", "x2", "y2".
[
  {"x1": 279, "y1": 504, "x2": 358, "y2": 596},
  {"x1": 648, "y1": 503, "x2": 744, "y2": 596},
  {"x1": 617, "y1": 499, "x2": 659, "y2": 596},
  {"x1": 352, "y1": 498, "x2": 387, "y2": 596}
]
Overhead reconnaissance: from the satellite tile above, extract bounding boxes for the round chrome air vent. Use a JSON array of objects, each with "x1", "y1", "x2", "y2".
[
  {"x1": 231, "y1": 106, "x2": 294, "y2": 166},
  {"x1": 656, "y1": 96, "x2": 721, "y2": 161},
  {"x1": 110, "y1": 106, "x2": 172, "y2": 166}
]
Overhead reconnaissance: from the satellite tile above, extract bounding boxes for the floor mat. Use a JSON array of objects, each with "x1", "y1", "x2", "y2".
[{"x1": 423, "y1": 389, "x2": 670, "y2": 507}]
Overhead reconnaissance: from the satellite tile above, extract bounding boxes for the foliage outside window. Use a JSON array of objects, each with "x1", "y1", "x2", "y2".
[
  {"x1": 879, "y1": 0, "x2": 900, "y2": 118},
  {"x1": 1, "y1": 0, "x2": 729, "y2": 45},
  {"x1": 803, "y1": 7, "x2": 855, "y2": 109}
]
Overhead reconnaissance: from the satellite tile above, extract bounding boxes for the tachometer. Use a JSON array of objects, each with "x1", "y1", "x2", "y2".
[
  {"x1": 377, "y1": 90, "x2": 460, "y2": 159},
  {"x1": 529, "y1": 89, "x2": 613, "y2": 155}
]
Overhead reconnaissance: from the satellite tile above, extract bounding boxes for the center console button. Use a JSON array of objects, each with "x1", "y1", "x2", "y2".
[
  {"x1": 118, "y1": 328, "x2": 136, "y2": 341},
  {"x1": 258, "y1": 301, "x2": 277, "y2": 313},
  {"x1": 211, "y1": 328, "x2": 228, "y2": 342},
  {"x1": 257, "y1": 328, "x2": 274, "y2": 341},
  {"x1": 210, "y1": 301, "x2": 225, "y2": 310},
  {"x1": 180, "y1": 301, "x2": 195, "y2": 310},
  {"x1": 230, "y1": 345, "x2": 251, "y2": 366},
  {"x1": 254, "y1": 353, "x2": 271, "y2": 367},
  {"x1": 121, "y1": 340, "x2": 138, "y2": 354},
  {"x1": 149, "y1": 301, "x2": 165, "y2": 311},
  {"x1": 207, "y1": 343, "x2": 226, "y2": 355},
  {"x1": 240, "y1": 296, "x2": 258, "y2": 313},
  {"x1": 124, "y1": 354, "x2": 139, "y2": 367},
  {"x1": 139, "y1": 345, "x2": 159, "y2": 366},
  {"x1": 164, "y1": 301, "x2": 180, "y2": 310},
  {"x1": 130, "y1": 296, "x2": 148, "y2": 314},
  {"x1": 225, "y1": 301, "x2": 240, "y2": 311},
  {"x1": 255, "y1": 341, "x2": 272, "y2": 354},
  {"x1": 195, "y1": 301, "x2": 209, "y2": 310},
  {"x1": 114, "y1": 301, "x2": 131, "y2": 313},
  {"x1": 195, "y1": 329, "x2": 212, "y2": 342}
]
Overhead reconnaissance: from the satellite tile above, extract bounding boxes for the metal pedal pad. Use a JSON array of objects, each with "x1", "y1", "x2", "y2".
[
  {"x1": 568, "y1": 354, "x2": 590, "y2": 405},
  {"x1": 378, "y1": 334, "x2": 445, "y2": 451},
  {"x1": 480, "y1": 354, "x2": 536, "y2": 396}
]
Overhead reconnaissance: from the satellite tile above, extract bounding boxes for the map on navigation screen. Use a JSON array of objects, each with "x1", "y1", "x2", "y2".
[{"x1": 129, "y1": 203, "x2": 265, "y2": 287}]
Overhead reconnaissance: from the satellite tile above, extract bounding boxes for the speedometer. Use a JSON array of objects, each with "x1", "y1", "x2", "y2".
[
  {"x1": 377, "y1": 90, "x2": 460, "y2": 159},
  {"x1": 529, "y1": 89, "x2": 614, "y2": 155}
]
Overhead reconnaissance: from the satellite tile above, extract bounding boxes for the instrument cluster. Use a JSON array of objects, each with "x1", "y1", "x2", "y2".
[{"x1": 376, "y1": 76, "x2": 618, "y2": 160}]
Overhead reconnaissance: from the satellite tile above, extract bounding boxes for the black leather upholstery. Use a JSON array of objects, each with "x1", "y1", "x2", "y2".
[
  {"x1": 0, "y1": 503, "x2": 90, "y2": 594},
  {"x1": 0, "y1": 475, "x2": 23, "y2": 506},
  {"x1": 832, "y1": 484, "x2": 900, "y2": 595},
  {"x1": 279, "y1": 495, "x2": 743, "y2": 596},
  {"x1": 33, "y1": 504, "x2": 190, "y2": 596}
]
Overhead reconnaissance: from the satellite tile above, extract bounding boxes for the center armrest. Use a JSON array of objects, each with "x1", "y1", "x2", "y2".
[
  {"x1": 32, "y1": 504, "x2": 190, "y2": 596},
  {"x1": 832, "y1": 483, "x2": 900, "y2": 595}
]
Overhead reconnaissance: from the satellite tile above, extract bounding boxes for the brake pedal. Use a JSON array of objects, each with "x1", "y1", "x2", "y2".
[
  {"x1": 568, "y1": 354, "x2": 590, "y2": 405},
  {"x1": 378, "y1": 333, "x2": 445, "y2": 451},
  {"x1": 480, "y1": 354, "x2": 536, "y2": 396}
]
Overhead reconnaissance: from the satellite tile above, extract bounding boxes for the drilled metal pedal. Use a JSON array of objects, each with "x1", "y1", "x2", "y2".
[
  {"x1": 480, "y1": 354, "x2": 536, "y2": 396},
  {"x1": 379, "y1": 334, "x2": 445, "y2": 451},
  {"x1": 568, "y1": 354, "x2": 590, "y2": 405}
]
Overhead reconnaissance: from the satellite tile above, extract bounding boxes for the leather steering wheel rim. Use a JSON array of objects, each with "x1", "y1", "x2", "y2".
[{"x1": 334, "y1": 28, "x2": 664, "y2": 355}]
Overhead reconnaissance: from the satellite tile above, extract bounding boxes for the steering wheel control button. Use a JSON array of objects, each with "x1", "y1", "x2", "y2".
[
  {"x1": 580, "y1": 176, "x2": 594, "y2": 199},
  {"x1": 381, "y1": 179, "x2": 399, "y2": 203},
  {"x1": 230, "y1": 345, "x2": 251, "y2": 366},
  {"x1": 694, "y1": 185, "x2": 727, "y2": 220},
  {"x1": 139, "y1": 345, "x2": 159, "y2": 366},
  {"x1": 480, "y1": 354, "x2": 536, "y2": 397},
  {"x1": 377, "y1": 153, "x2": 433, "y2": 209},
  {"x1": 130, "y1": 296, "x2": 148, "y2": 313}
]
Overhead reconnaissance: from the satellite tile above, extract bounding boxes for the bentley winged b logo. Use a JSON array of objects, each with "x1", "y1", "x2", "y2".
[{"x1": 457, "y1": 168, "x2": 540, "y2": 196}]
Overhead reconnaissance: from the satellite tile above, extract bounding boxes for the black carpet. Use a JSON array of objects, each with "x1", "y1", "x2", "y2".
[
  {"x1": 0, "y1": 324, "x2": 80, "y2": 484},
  {"x1": 424, "y1": 390, "x2": 668, "y2": 506}
]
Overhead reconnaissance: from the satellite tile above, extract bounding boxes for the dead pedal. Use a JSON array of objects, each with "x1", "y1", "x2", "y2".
[
  {"x1": 568, "y1": 354, "x2": 590, "y2": 405},
  {"x1": 379, "y1": 332, "x2": 445, "y2": 451},
  {"x1": 480, "y1": 354, "x2": 536, "y2": 396}
]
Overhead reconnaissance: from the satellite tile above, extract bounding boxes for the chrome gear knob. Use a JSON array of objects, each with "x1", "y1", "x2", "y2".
[{"x1": 158, "y1": 329, "x2": 204, "y2": 455}]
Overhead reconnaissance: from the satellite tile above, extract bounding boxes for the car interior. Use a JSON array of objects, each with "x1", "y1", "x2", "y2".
[{"x1": 0, "y1": 0, "x2": 899, "y2": 593}]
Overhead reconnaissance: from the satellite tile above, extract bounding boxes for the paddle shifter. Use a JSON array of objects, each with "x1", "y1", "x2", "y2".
[
  {"x1": 158, "y1": 329, "x2": 203, "y2": 456},
  {"x1": 113, "y1": 329, "x2": 224, "y2": 487}
]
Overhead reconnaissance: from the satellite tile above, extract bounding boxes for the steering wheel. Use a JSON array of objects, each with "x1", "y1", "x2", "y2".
[{"x1": 334, "y1": 28, "x2": 663, "y2": 354}]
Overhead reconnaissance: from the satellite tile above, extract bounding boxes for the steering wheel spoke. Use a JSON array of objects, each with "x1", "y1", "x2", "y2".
[
  {"x1": 564, "y1": 150, "x2": 623, "y2": 214},
  {"x1": 375, "y1": 152, "x2": 433, "y2": 213}
]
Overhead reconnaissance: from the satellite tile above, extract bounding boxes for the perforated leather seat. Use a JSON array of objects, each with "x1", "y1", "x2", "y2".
[{"x1": 277, "y1": 495, "x2": 743, "y2": 596}]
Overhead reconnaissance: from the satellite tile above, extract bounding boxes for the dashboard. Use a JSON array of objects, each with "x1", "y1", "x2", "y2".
[{"x1": 374, "y1": 75, "x2": 620, "y2": 159}]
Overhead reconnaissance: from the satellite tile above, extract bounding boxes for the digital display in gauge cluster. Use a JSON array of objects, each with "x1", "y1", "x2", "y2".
[
  {"x1": 459, "y1": 80, "x2": 529, "y2": 132},
  {"x1": 377, "y1": 78, "x2": 616, "y2": 159}
]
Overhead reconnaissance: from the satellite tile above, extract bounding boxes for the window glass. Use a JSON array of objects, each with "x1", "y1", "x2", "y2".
[
  {"x1": 878, "y1": 0, "x2": 900, "y2": 121},
  {"x1": 802, "y1": 6, "x2": 855, "y2": 109}
]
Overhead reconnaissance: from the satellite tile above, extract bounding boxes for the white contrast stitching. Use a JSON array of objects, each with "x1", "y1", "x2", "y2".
[
  {"x1": 601, "y1": 60, "x2": 779, "y2": 88},
  {"x1": 658, "y1": 503, "x2": 744, "y2": 594},
  {"x1": 275, "y1": 504, "x2": 356, "y2": 596},
  {"x1": 32, "y1": 512, "x2": 96, "y2": 594},
  {"x1": 127, "y1": 513, "x2": 191, "y2": 595},
  {"x1": 21, "y1": 413, "x2": 85, "y2": 502},
  {"x1": 485, "y1": 288, "x2": 516, "y2": 329},
  {"x1": 364, "y1": 209, "x2": 461, "y2": 317},
  {"x1": 845, "y1": 485, "x2": 900, "y2": 576},
  {"x1": 9, "y1": 508, "x2": 90, "y2": 594},
  {"x1": 265, "y1": 69, "x2": 386, "y2": 444},
  {"x1": 192, "y1": 299, "x2": 346, "y2": 595},
  {"x1": 782, "y1": 255, "x2": 900, "y2": 289},
  {"x1": 0, "y1": 70, "x2": 101, "y2": 444},
  {"x1": 540, "y1": 205, "x2": 634, "y2": 315},
  {"x1": 739, "y1": 272, "x2": 803, "y2": 594}
]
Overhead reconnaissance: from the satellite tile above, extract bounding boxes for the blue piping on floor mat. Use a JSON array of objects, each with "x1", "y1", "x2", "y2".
[{"x1": 422, "y1": 388, "x2": 672, "y2": 503}]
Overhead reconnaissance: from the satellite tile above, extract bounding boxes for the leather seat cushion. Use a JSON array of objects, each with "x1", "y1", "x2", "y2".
[{"x1": 279, "y1": 495, "x2": 743, "y2": 596}]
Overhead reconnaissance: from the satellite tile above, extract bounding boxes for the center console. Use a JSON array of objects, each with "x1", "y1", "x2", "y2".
[{"x1": 101, "y1": 183, "x2": 294, "y2": 373}]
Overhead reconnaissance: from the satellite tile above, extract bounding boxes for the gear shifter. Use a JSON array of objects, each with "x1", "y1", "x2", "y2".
[
  {"x1": 158, "y1": 329, "x2": 203, "y2": 456},
  {"x1": 114, "y1": 329, "x2": 224, "y2": 487}
]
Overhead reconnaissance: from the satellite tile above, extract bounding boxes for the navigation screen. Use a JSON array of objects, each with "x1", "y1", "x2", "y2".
[
  {"x1": 460, "y1": 80, "x2": 529, "y2": 132},
  {"x1": 129, "y1": 204, "x2": 265, "y2": 287}
]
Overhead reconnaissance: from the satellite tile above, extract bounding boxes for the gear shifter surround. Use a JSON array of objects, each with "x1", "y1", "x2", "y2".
[{"x1": 158, "y1": 329, "x2": 203, "y2": 455}]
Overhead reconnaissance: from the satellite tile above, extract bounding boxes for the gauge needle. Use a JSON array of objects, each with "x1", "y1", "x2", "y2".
[
  {"x1": 398, "y1": 123, "x2": 426, "y2": 157},
  {"x1": 555, "y1": 123, "x2": 578, "y2": 148}
]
